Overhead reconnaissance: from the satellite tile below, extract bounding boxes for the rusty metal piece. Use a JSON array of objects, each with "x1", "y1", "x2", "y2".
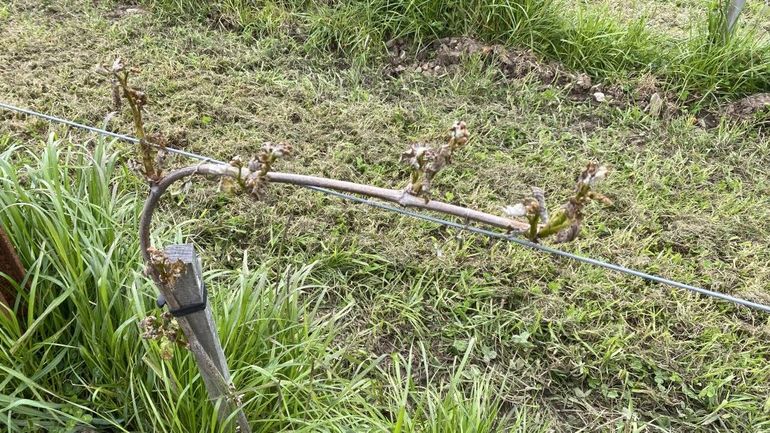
[{"x1": 0, "y1": 225, "x2": 24, "y2": 312}]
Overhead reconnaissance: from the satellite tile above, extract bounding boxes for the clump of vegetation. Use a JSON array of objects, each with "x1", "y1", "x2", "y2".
[
  {"x1": 145, "y1": 0, "x2": 770, "y2": 100},
  {"x1": 0, "y1": 138, "x2": 515, "y2": 432}
]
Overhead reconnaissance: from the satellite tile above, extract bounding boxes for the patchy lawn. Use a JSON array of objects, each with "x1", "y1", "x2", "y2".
[{"x1": 1, "y1": 0, "x2": 770, "y2": 431}]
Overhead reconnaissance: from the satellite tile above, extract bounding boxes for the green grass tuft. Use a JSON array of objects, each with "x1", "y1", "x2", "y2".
[
  {"x1": 0, "y1": 137, "x2": 518, "y2": 432},
  {"x1": 144, "y1": 0, "x2": 770, "y2": 100}
]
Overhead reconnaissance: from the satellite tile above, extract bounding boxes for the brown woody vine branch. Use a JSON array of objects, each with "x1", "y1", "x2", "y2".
[{"x1": 139, "y1": 164, "x2": 531, "y2": 262}]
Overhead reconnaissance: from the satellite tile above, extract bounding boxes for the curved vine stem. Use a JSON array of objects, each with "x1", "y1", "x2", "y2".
[
  {"x1": 138, "y1": 163, "x2": 530, "y2": 432},
  {"x1": 139, "y1": 163, "x2": 530, "y2": 262}
]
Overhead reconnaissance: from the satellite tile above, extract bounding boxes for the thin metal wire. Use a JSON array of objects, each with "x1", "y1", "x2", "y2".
[
  {"x1": 310, "y1": 187, "x2": 770, "y2": 313},
  {"x1": 0, "y1": 102, "x2": 225, "y2": 164},
  {"x1": 3, "y1": 101, "x2": 769, "y2": 314}
]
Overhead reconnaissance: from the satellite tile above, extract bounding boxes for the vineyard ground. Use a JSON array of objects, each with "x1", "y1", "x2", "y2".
[{"x1": 1, "y1": 0, "x2": 770, "y2": 431}]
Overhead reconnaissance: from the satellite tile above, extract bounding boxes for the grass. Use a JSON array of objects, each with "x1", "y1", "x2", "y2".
[
  {"x1": 142, "y1": 0, "x2": 770, "y2": 100},
  {"x1": 0, "y1": 138, "x2": 517, "y2": 432},
  {"x1": 1, "y1": 0, "x2": 770, "y2": 431}
]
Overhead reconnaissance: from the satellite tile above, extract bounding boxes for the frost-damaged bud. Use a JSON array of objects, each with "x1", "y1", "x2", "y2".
[
  {"x1": 400, "y1": 143, "x2": 430, "y2": 170},
  {"x1": 219, "y1": 177, "x2": 237, "y2": 194},
  {"x1": 94, "y1": 62, "x2": 123, "y2": 110},
  {"x1": 525, "y1": 199, "x2": 540, "y2": 215},
  {"x1": 111, "y1": 57, "x2": 125, "y2": 73},
  {"x1": 147, "y1": 247, "x2": 185, "y2": 288},
  {"x1": 229, "y1": 155, "x2": 243, "y2": 168},
  {"x1": 95, "y1": 58, "x2": 125, "y2": 77},
  {"x1": 228, "y1": 383, "x2": 244, "y2": 406},
  {"x1": 127, "y1": 88, "x2": 147, "y2": 109},
  {"x1": 262, "y1": 141, "x2": 293, "y2": 159},
  {"x1": 153, "y1": 150, "x2": 168, "y2": 173},
  {"x1": 96, "y1": 58, "x2": 159, "y2": 182},
  {"x1": 111, "y1": 82, "x2": 122, "y2": 111},
  {"x1": 449, "y1": 120, "x2": 469, "y2": 149},
  {"x1": 227, "y1": 156, "x2": 245, "y2": 189},
  {"x1": 139, "y1": 312, "x2": 187, "y2": 360},
  {"x1": 243, "y1": 142, "x2": 293, "y2": 199},
  {"x1": 401, "y1": 121, "x2": 469, "y2": 201},
  {"x1": 578, "y1": 162, "x2": 608, "y2": 187},
  {"x1": 503, "y1": 163, "x2": 612, "y2": 243},
  {"x1": 139, "y1": 316, "x2": 160, "y2": 339},
  {"x1": 535, "y1": 161, "x2": 612, "y2": 243}
]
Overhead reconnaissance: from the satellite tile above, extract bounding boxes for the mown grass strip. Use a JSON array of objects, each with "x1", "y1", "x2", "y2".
[{"x1": 144, "y1": 0, "x2": 770, "y2": 101}]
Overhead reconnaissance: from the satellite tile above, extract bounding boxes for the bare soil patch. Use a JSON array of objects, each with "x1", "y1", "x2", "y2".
[{"x1": 387, "y1": 36, "x2": 681, "y2": 120}]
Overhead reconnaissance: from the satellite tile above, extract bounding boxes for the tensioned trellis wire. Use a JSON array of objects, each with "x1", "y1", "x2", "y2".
[{"x1": 2, "y1": 101, "x2": 769, "y2": 314}]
